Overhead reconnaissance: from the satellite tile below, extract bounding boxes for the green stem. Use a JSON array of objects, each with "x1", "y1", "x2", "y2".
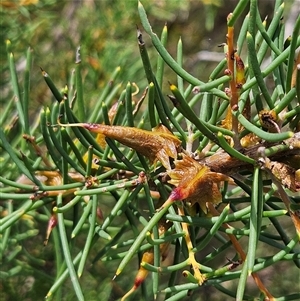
[
  {"x1": 138, "y1": 1, "x2": 229, "y2": 100},
  {"x1": 247, "y1": 167, "x2": 263, "y2": 274},
  {"x1": 57, "y1": 194, "x2": 84, "y2": 301},
  {"x1": 233, "y1": 109, "x2": 293, "y2": 142},
  {"x1": 286, "y1": 14, "x2": 300, "y2": 93},
  {"x1": 114, "y1": 198, "x2": 174, "y2": 277},
  {"x1": 75, "y1": 47, "x2": 85, "y2": 121},
  {"x1": 227, "y1": 0, "x2": 250, "y2": 27},
  {"x1": 77, "y1": 195, "x2": 97, "y2": 277}
]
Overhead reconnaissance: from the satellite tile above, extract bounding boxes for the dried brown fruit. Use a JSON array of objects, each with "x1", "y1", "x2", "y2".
[{"x1": 259, "y1": 109, "x2": 281, "y2": 133}]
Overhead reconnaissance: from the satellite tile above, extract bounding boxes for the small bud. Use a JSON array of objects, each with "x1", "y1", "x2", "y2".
[{"x1": 44, "y1": 213, "x2": 58, "y2": 246}]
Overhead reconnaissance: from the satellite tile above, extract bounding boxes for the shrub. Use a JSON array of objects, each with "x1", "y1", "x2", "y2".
[{"x1": 1, "y1": 1, "x2": 299, "y2": 300}]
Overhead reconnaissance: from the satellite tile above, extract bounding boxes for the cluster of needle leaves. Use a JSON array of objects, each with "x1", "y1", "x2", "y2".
[{"x1": 1, "y1": 1, "x2": 300, "y2": 301}]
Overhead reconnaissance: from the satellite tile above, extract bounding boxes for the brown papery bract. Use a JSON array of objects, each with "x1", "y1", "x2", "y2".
[
  {"x1": 44, "y1": 213, "x2": 57, "y2": 246},
  {"x1": 60, "y1": 122, "x2": 181, "y2": 170},
  {"x1": 235, "y1": 53, "x2": 246, "y2": 89}
]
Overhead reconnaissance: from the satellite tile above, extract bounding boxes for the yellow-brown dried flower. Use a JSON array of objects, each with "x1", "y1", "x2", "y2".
[{"x1": 167, "y1": 154, "x2": 230, "y2": 213}]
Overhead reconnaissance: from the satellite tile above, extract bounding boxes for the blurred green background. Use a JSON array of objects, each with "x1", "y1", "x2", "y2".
[
  {"x1": 1, "y1": 1, "x2": 299, "y2": 300},
  {"x1": 1, "y1": 0, "x2": 223, "y2": 137},
  {"x1": 2, "y1": 0, "x2": 293, "y2": 116}
]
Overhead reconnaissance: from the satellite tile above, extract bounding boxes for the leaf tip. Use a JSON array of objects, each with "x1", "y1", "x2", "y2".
[
  {"x1": 169, "y1": 82, "x2": 176, "y2": 91},
  {"x1": 112, "y1": 272, "x2": 119, "y2": 281},
  {"x1": 138, "y1": 1, "x2": 144, "y2": 10},
  {"x1": 288, "y1": 131, "x2": 294, "y2": 138},
  {"x1": 6, "y1": 39, "x2": 11, "y2": 44}
]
